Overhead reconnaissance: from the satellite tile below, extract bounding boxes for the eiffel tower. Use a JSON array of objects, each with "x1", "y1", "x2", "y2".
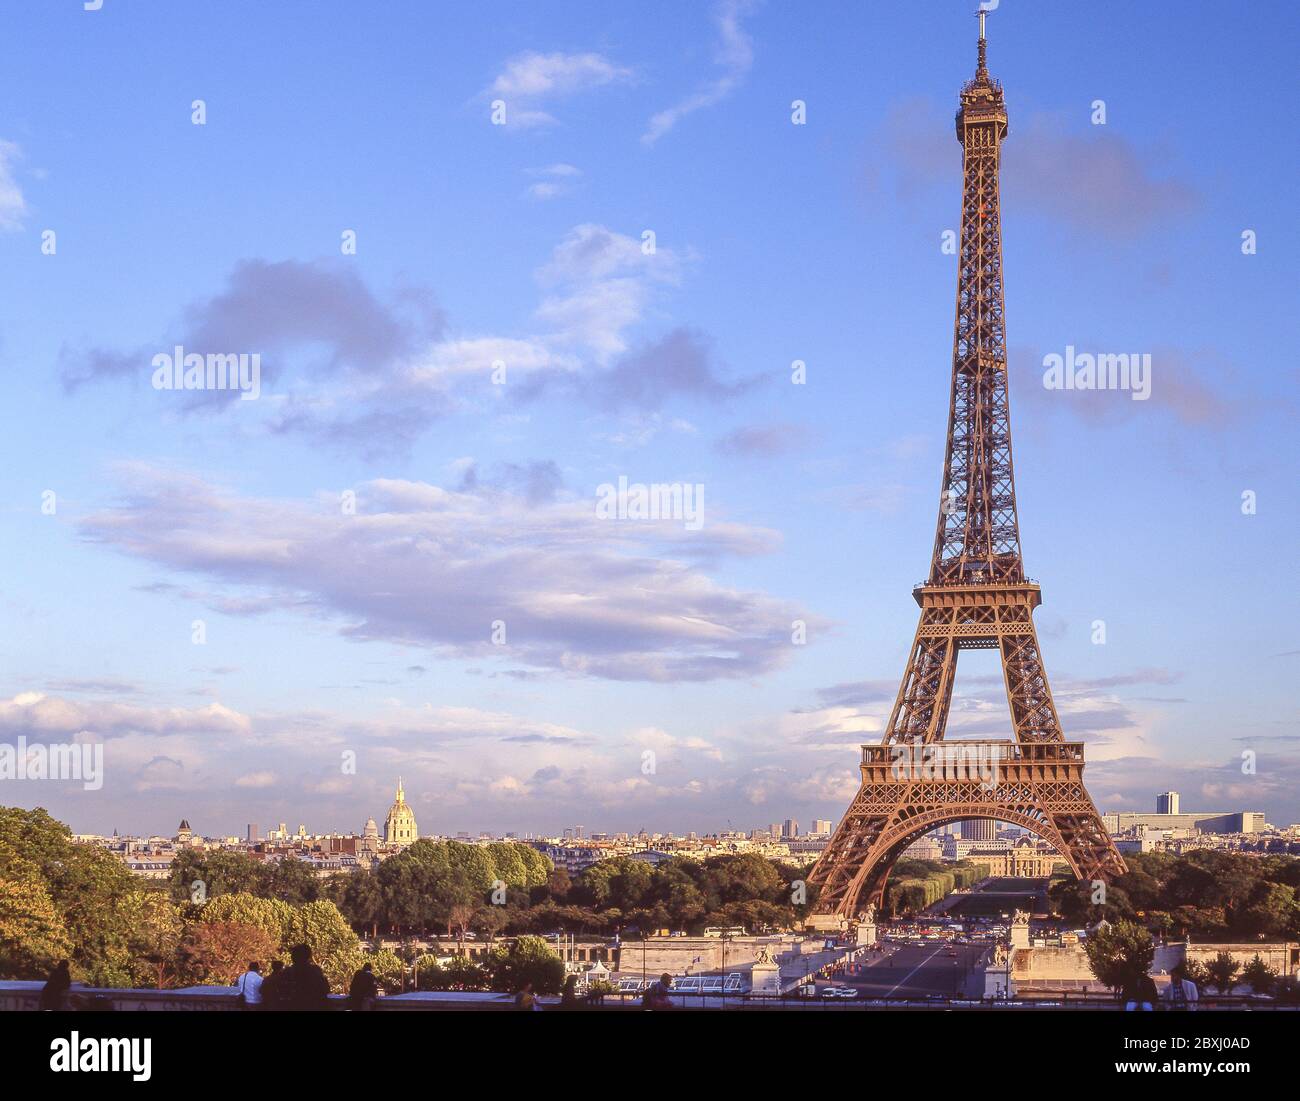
[{"x1": 807, "y1": 13, "x2": 1126, "y2": 924}]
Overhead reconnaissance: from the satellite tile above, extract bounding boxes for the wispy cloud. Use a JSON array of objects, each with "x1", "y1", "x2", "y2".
[
  {"x1": 526, "y1": 162, "x2": 582, "y2": 201},
  {"x1": 880, "y1": 101, "x2": 1197, "y2": 238},
  {"x1": 1010, "y1": 343, "x2": 1238, "y2": 428},
  {"x1": 642, "y1": 0, "x2": 757, "y2": 145},
  {"x1": 0, "y1": 139, "x2": 28, "y2": 231},
  {"x1": 80, "y1": 465, "x2": 822, "y2": 683},
  {"x1": 55, "y1": 225, "x2": 750, "y2": 457},
  {"x1": 715, "y1": 422, "x2": 806, "y2": 457},
  {"x1": 487, "y1": 51, "x2": 633, "y2": 129}
]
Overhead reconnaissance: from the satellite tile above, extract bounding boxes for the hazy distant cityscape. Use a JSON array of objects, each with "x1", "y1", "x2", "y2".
[{"x1": 70, "y1": 783, "x2": 1299, "y2": 884}]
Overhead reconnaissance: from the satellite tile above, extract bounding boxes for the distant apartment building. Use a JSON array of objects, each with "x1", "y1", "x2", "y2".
[
  {"x1": 811, "y1": 819, "x2": 833, "y2": 836},
  {"x1": 1104, "y1": 811, "x2": 1265, "y2": 835},
  {"x1": 903, "y1": 836, "x2": 944, "y2": 861},
  {"x1": 1155, "y1": 791, "x2": 1180, "y2": 815},
  {"x1": 123, "y1": 855, "x2": 174, "y2": 879},
  {"x1": 943, "y1": 836, "x2": 1011, "y2": 860},
  {"x1": 784, "y1": 838, "x2": 829, "y2": 859},
  {"x1": 960, "y1": 819, "x2": 997, "y2": 842},
  {"x1": 527, "y1": 841, "x2": 605, "y2": 874},
  {"x1": 782, "y1": 818, "x2": 799, "y2": 839}
]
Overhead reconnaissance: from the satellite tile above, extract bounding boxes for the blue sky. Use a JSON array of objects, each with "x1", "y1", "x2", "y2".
[{"x1": 1, "y1": 0, "x2": 1297, "y2": 838}]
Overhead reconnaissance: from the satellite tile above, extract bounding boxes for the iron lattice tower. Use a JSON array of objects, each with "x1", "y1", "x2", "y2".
[{"x1": 807, "y1": 18, "x2": 1126, "y2": 922}]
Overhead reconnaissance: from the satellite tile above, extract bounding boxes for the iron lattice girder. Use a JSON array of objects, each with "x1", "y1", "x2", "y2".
[
  {"x1": 807, "y1": 740, "x2": 1126, "y2": 916},
  {"x1": 883, "y1": 583, "x2": 1064, "y2": 745},
  {"x1": 807, "y1": 38, "x2": 1127, "y2": 920}
]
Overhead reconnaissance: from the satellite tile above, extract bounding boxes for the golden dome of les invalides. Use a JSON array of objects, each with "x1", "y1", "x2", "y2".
[{"x1": 383, "y1": 777, "x2": 418, "y2": 846}]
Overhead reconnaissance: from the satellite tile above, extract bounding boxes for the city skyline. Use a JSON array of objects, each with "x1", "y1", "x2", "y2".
[
  {"x1": 2, "y1": 2, "x2": 1298, "y2": 840},
  {"x1": 42, "y1": 784, "x2": 1281, "y2": 845}
]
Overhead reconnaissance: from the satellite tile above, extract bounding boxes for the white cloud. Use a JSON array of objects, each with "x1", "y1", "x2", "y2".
[
  {"x1": 0, "y1": 140, "x2": 28, "y2": 231},
  {"x1": 534, "y1": 224, "x2": 681, "y2": 359},
  {"x1": 525, "y1": 166, "x2": 582, "y2": 201},
  {"x1": 0, "y1": 691, "x2": 251, "y2": 740},
  {"x1": 642, "y1": 0, "x2": 756, "y2": 144},
  {"x1": 235, "y1": 770, "x2": 277, "y2": 788},
  {"x1": 487, "y1": 52, "x2": 632, "y2": 128},
  {"x1": 80, "y1": 464, "x2": 816, "y2": 683}
]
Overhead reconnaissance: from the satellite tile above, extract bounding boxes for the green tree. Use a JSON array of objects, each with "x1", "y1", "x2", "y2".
[
  {"x1": 443, "y1": 842, "x2": 496, "y2": 893},
  {"x1": 1205, "y1": 951, "x2": 1240, "y2": 995},
  {"x1": 484, "y1": 934, "x2": 565, "y2": 994},
  {"x1": 199, "y1": 892, "x2": 293, "y2": 950},
  {"x1": 1240, "y1": 954, "x2": 1277, "y2": 997},
  {"x1": 188, "y1": 921, "x2": 280, "y2": 985},
  {"x1": 118, "y1": 889, "x2": 186, "y2": 989},
  {"x1": 282, "y1": 899, "x2": 364, "y2": 992},
  {"x1": 0, "y1": 845, "x2": 71, "y2": 978},
  {"x1": 331, "y1": 869, "x2": 384, "y2": 938},
  {"x1": 259, "y1": 856, "x2": 320, "y2": 905},
  {"x1": 486, "y1": 843, "x2": 527, "y2": 888},
  {"x1": 168, "y1": 847, "x2": 262, "y2": 903},
  {"x1": 0, "y1": 807, "x2": 137, "y2": 985},
  {"x1": 424, "y1": 955, "x2": 488, "y2": 991},
  {"x1": 367, "y1": 947, "x2": 405, "y2": 994},
  {"x1": 1239, "y1": 882, "x2": 1298, "y2": 938},
  {"x1": 473, "y1": 903, "x2": 513, "y2": 944},
  {"x1": 1174, "y1": 958, "x2": 1209, "y2": 989},
  {"x1": 575, "y1": 858, "x2": 654, "y2": 912},
  {"x1": 518, "y1": 846, "x2": 552, "y2": 888},
  {"x1": 1083, "y1": 921, "x2": 1154, "y2": 996}
]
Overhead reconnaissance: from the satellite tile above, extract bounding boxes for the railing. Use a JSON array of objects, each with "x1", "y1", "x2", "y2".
[
  {"x1": 912, "y1": 577, "x2": 1039, "y2": 590},
  {"x1": 2, "y1": 982, "x2": 1293, "y2": 1013}
]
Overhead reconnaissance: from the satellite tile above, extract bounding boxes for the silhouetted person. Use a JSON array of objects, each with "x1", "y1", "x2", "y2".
[
  {"x1": 642, "y1": 972, "x2": 673, "y2": 1010},
  {"x1": 285, "y1": 944, "x2": 330, "y2": 1011},
  {"x1": 1122, "y1": 971, "x2": 1156, "y2": 1011},
  {"x1": 348, "y1": 963, "x2": 378, "y2": 1011},
  {"x1": 39, "y1": 960, "x2": 72, "y2": 1012},
  {"x1": 259, "y1": 959, "x2": 286, "y2": 1010}
]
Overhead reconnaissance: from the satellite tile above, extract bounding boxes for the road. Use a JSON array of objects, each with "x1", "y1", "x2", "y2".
[
  {"x1": 943, "y1": 876, "x2": 1049, "y2": 918},
  {"x1": 816, "y1": 941, "x2": 987, "y2": 1000}
]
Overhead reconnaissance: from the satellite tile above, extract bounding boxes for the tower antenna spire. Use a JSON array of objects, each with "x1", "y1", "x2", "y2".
[{"x1": 976, "y1": 6, "x2": 990, "y2": 76}]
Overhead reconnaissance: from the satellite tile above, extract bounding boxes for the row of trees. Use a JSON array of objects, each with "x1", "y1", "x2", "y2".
[
  {"x1": 2, "y1": 808, "x2": 816, "y2": 986},
  {"x1": 1050, "y1": 850, "x2": 1300, "y2": 940},
  {"x1": 1083, "y1": 919, "x2": 1300, "y2": 1000},
  {"x1": 323, "y1": 848, "x2": 816, "y2": 940},
  {"x1": 0, "y1": 808, "x2": 568, "y2": 992},
  {"x1": 885, "y1": 860, "x2": 989, "y2": 915}
]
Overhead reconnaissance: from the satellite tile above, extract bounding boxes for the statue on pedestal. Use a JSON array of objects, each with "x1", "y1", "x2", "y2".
[{"x1": 750, "y1": 941, "x2": 782, "y2": 995}]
